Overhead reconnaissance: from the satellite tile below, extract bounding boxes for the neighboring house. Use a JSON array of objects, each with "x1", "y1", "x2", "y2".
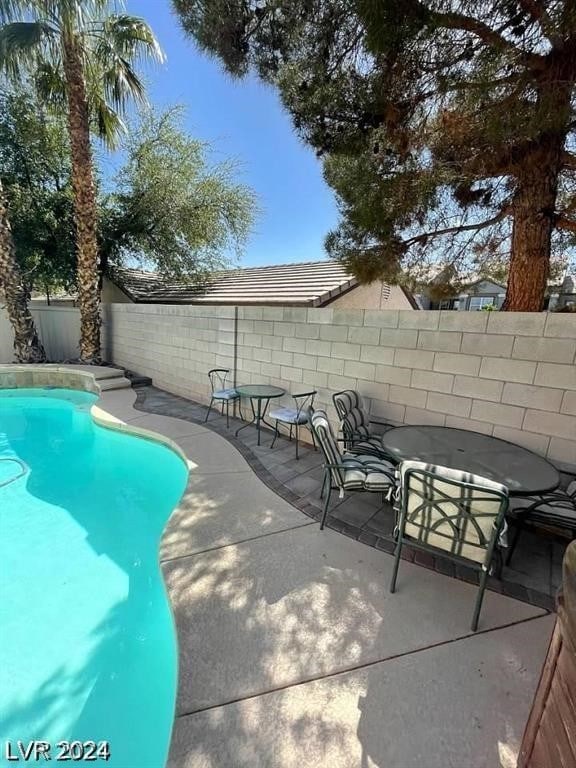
[
  {"x1": 416, "y1": 275, "x2": 576, "y2": 311},
  {"x1": 417, "y1": 278, "x2": 507, "y2": 311},
  {"x1": 102, "y1": 262, "x2": 418, "y2": 309}
]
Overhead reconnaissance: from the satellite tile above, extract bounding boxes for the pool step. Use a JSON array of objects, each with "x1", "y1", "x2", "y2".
[{"x1": 98, "y1": 375, "x2": 132, "y2": 391}]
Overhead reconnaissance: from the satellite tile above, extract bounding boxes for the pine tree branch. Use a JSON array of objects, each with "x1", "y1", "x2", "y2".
[
  {"x1": 403, "y1": 210, "x2": 509, "y2": 248},
  {"x1": 562, "y1": 151, "x2": 576, "y2": 170},
  {"x1": 424, "y1": 6, "x2": 545, "y2": 67},
  {"x1": 555, "y1": 214, "x2": 576, "y2": 232},
  {"x1": 517, "y1": 0, "x2": 562, "y2": 47}
]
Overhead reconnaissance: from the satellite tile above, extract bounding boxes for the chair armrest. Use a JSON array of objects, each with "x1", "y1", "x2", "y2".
[
  {"x1": 338, "y1": 430, "x2": 372, "y2": 441},
  {"x1": 324, "y1": 460, "x2": 396, "y2": 481},
  {"x1": 510, "y1": 492, "x2": 576, "y2": 516},
  {"x1": 290, "y1": 390, "x2": 317, "y2": 398},
  {"x1": 368, "y1": 419, "x2": 394, "y2": 435}
]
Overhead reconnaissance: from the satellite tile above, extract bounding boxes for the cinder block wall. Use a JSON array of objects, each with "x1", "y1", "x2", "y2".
[
  {"x1": 102, "y1": 304, "x2": 236, "y2": 401},
  {"x1": 104, "y1": 305, "x2": 576, "y2": 469}
]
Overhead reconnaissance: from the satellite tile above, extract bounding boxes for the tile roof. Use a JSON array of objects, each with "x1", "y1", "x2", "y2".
[{"x1": 107, "y1": 261, "x2": 360, "y2": 306}]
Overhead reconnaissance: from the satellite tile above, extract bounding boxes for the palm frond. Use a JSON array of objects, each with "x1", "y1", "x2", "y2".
[
  {"x1": 88, "y1": 90, "x2": 125, "y2": 148},
  {"x1": 96, "y1": 14, "x2": 164, "y2": 64},
  {"x1": 0, "y1": 21, "x2": 56, "y2": 78},
  {"x1": 104, "y1": 54, "x2": 146, "y2": 109},
  {"x1": 34, "y1": 59, "x2": 66, "y2": 106},
  {"x1": 0, "y1": 0, "x2": 32, "y2": 24}
]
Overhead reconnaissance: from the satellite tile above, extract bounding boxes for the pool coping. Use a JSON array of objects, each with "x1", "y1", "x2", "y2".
[{"x1": 0, "y1": 364, "x2": 189, "y2": 466}]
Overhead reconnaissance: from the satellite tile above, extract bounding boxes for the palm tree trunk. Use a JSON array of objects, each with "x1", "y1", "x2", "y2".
[
  {"x1": 0, "y1": 179, "x2": 46, "y2": 363},
  {"x1": 62, "y1": 33, "x2": 101, "y2": 363}
]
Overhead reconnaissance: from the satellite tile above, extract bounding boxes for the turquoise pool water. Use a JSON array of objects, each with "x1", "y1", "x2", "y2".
[{"x1": 0, "y1": 389, "x2": 188, "y2": 767}]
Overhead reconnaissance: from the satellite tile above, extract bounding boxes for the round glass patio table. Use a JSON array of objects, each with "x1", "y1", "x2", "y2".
[
  {"x1": 235, "y1": 384, "x2": 286, "y2": 446},
  {"x1": 380, "y1": 425, "x2": 560, "y2": 496}
]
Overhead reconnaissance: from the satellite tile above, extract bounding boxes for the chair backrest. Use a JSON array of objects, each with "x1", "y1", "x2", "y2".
[
  {"x1": 333, "y1": 389, "x2": 363, "y2": 419},
  {"x1": 291, "y1": 390, "x2": 317, "y2": 419},
  {"x1": 398, "y1": 460, "x2": 509, "y2": 566},
  {"x1": 333, "y1": 390, "x2": 371, "y2": 446},
  {"x1": 207, "y1": 368, "x2": 230, "y2": 393},
  {"x1": 309, "y1": 409, "x2": 345, "y2": 487}
]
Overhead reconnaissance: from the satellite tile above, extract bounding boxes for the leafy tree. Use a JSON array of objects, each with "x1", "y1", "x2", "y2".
[
  {"x1": 100, "y1": 107, "x2": 258, "y2": 280},
  {"x1": 0, "y1": 92, "x2": 257, "y2": 315},
  {"x1": 174, "y1": 0, "x2": 576, "y2": 310},
  {"x1": 0, "y1": 0, "x2": 163, "y2": 362},
  {"x1": 0, "y1": 87, "x2": 76, "y2": 303}
]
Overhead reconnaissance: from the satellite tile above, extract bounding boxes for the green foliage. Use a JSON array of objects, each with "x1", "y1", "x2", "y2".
[
  {"x1": 0, "y1": 86, "x2": 76, "y2": 297},
  {"x1": 0, "y1": 91, "x2": 258, "y2": 289},
  {"x1": 174, "y1": 0, "x2": 576, "y2": 295},
  {"x1": 0, "y1": 1, "x2": 164, "y2": 149},
  {"x1": 101, "y1": 107, "x2": 258, "y2": 279}
]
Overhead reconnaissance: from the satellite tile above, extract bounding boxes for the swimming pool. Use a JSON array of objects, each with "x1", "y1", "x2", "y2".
[{"x1": 0, "y1": 388, "x2": 188, "y2": 767}]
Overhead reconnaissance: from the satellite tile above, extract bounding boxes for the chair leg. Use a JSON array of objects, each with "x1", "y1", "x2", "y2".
[
  {"x1": 320, "y1": 471, "x2": 328, "y2": 500},
  {"x1": 492, "y1": 547, "x2": 503, "y2": 580},
  {"x1": 320, "y1": 485, "x2": 332, "y2": 530},
  {"x1": 295, "y1": 422, "x2": 299, "y2": 460},
  {"x1": 505, "y1": 518, "x2": 525, "y2": 566},
  {"x1": 204, "y1": 397, "x2": 214, "y2": 423},
  {"x1": 390, "y1": 538, "x2": 403, "y2": 593},
  {"x1": 471, "y1": 566, "x2": 490, "y2": 632},
  {"x1": 310, "y1": 427, "x2": 318, "y2": 451},
  {"x1": 226, "y1": 400, "x2": 230, "y2": 429},
  {"x1": 271, "y1": 421, "x2": 279, "y2": 449},
  {"x1": 289, "y1": 424, "x2": 293, "y2": 442}
]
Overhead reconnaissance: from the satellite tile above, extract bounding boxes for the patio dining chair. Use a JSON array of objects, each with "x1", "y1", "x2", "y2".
[
  {"x1": 506, "y1": 477, "x2": 576, "y2": 566},
  {"x1": 204, "y1": 368, "x2": 239, "y2": 428},
  {"x1": 390, "y1": 460, "x2": 509, "y2": 632},
  {"x1": 308, "y1": 409, "x2": 396, "y2": 531},
  {"x1": 269, "y1": 390, "x2": 317, "y2": 459},
  {"x1": 333, "y1": 390, "x2": 394, "y2": 459}
]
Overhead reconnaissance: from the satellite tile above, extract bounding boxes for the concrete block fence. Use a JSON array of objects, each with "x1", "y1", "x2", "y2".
[{"x1": 102, "y1": 304, "x2": 576, "y2": 471}]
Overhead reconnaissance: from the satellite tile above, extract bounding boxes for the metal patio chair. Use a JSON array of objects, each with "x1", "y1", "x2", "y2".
[
  {"x1": 506, "y1": 477, "x2": 576, "y2": 566},
  {"x1": 309, "y1": 409, "x2": 396, "y2": 531},
  {"x1": 269, "y1": 390, "x2": 317, "y2": 459},
  {"x1": 333, "y1": 389, "x2": 394, "y2": 459},
  {"x1": 204, "y1": 368, "x2": 239, "y2": 428},
  {"x1": 390, "y1": 460, "x2": 509, "y2": 632}
]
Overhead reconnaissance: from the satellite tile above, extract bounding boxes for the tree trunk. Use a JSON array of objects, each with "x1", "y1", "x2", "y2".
[
  {"x1": 0, "y1": 180, "x2": 46, "y2": 363},
  {"x1": 503, "y1": 144, "x2": 562, "y2": 312},
  {"x1": 62, "y1": 34, "x2": 101, "y2": 363},
  {"x1": 503, "y1": 65, "x2": 570, "y2": 313}
]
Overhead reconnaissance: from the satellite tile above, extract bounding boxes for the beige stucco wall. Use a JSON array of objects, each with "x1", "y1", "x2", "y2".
[
  {"x1": 101, "y1": 277, "x2": 132, "y2": 303},
  {"x1": 330, "y1": 282, "x2": 413, "y2": 310}
]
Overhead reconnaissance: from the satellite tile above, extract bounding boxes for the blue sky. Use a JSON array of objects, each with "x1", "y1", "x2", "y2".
[{"x1": 121, "y1": 0, "x2": 339, "y2": 267}]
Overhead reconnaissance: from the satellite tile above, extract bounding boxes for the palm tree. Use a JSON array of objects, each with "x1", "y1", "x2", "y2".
[
  {"x1": 0, "y1": 178, "x2": 46, "y2": 362},
  {"x1": 0, "y1": 1, "x2": 163, "y2": 362}
]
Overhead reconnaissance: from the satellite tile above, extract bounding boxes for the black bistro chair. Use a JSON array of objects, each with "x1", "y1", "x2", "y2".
[
  {"x1": 204, "y1": 368, "x2": 240, "y2": 428},
  {"x1": 269, "y1": 390, "x2": 317, "y2": 459}
]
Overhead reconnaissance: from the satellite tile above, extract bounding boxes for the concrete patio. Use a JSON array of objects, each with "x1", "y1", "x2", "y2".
[
  {"x1": 97, "y1": 386, "x2": 556, "y2": 768},
  {"x1": 134, "y1": 385, "x2": 568, "y2": 610}
]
